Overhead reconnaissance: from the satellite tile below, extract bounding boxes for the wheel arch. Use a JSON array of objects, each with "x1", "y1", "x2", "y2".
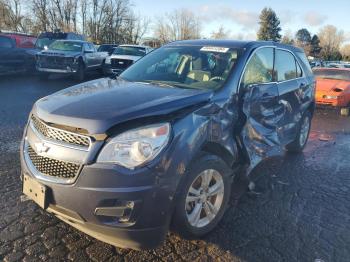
[{"x1": 200, "y1": 141, "x2": 237, "y2": 169}]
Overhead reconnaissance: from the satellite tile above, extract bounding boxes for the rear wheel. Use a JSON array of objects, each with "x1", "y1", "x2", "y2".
[
  {"x1": 172, "y1": 154, "x2": 232, "y2": 238},
  {"x1": 286, "y1": 110, "x2": 312, "y2": 153}
]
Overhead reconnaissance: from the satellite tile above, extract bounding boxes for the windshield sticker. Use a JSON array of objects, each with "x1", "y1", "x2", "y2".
[{"x1": 200, "y1": 46, "x2": 229, "y2": 53}]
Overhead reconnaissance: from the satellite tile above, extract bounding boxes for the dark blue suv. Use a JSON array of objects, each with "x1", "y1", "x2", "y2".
[{"x1": 21, "y1": 40, "x2": 315, "y2": 250}]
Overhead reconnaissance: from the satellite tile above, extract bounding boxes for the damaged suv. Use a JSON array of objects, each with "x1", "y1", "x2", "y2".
[{"x1": 21, "y1": 40, "x2": 315, "y2": 250}]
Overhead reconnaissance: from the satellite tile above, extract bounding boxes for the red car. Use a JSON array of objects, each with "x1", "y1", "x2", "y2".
[
  {"x1": 0, "y1": 32, "x2": 37, "y2": 75},
  {"x1": 0, "y1": 32, "x2": 36, "y2": 48},
  {"x1": 313, "y1": 68, "x2": 350, "y2": 116}
]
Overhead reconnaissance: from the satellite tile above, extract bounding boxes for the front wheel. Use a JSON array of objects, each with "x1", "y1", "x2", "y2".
[
  {"x1": 74, "y1": 61, "x2": 85, "y2": 81},
  {"x1": 286, "y1": 110, "x2": 312, "y2": 153},
  {"x1": 172, "y1": 154, "x2": 232, "y2": 238}
]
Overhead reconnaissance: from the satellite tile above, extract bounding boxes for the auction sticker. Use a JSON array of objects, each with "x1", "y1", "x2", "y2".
[{"x1": 200, "y1": 46, "x2": 229, "y2": 53}]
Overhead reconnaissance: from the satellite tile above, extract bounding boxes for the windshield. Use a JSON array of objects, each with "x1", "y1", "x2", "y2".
[
  {"x1": 98, "y1": 45, "x2": 117, "y2": 52},
  {"x1": 49, "y1": 41, "x2": 83, "y2": 52},
  {"x1": 120, "y1": 45, "x2": 240, "y2": 91},
  {"x1": 113, "y1": 46, "x2": 146, "y2": 56},
  {"x1": 35, "y1": 38, "x2": 55, "y2": 50},
  {"x1": 314, "y1": 69, "x2": 350, "y2": 81}
]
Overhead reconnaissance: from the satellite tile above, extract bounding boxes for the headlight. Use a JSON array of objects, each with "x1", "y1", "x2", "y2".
[
  {"x1": 97, "y1": 123, "x2": 171, "y2": 169},
  {"x1": 105, "y1": 56, "x2": 111, "y2": 64}
]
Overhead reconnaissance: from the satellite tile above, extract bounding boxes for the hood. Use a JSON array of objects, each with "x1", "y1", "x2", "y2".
[
  {"x1": 109, "y1": 54, "x2": 142, "y2": 61},
  {"x1": 39, "y1": 50, "x2": 81, "y2": 57},
  {"x1": 316, "y1": 78, "x2": 350, "y2": 94},
  {"x1": 33, "y1": 78, "x2": 211, "y2": 134}
]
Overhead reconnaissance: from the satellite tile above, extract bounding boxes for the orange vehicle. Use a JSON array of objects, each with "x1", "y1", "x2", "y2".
[{"x1": 313, "y1": 68, "x2": 350, "y2": 116}]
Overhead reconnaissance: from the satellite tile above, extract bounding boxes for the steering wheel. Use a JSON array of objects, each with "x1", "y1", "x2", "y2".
[{"x1": 209, "y1": 76, "x2": 225, "y2": 82}]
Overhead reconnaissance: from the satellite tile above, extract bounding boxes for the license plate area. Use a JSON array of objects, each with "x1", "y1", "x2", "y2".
[{"x1": 23, "y1": 174, "x2": 47, "y2": 209}]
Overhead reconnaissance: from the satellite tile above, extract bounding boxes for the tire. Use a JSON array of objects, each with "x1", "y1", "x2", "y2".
[
  {"x1": 285, "y1": 110, "x2": 312, "y2": 153},
  {"x1": 172, "y1": 154, "x2": 232, "y2": 238},
  {"x1": 74, "y1": 61, "x2": 85, "y2": 81}
]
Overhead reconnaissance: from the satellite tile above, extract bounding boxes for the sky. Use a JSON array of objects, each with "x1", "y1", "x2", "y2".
[{"x1": 132, "y1": 0, "x2": 350, "y2": 40}]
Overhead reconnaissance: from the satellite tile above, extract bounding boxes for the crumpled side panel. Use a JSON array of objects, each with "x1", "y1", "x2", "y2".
[{"x1": 240, "y1": 84, "x2": 285, "y2": 172}]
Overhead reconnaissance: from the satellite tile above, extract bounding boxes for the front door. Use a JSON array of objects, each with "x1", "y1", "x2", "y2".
[{"x1": 239, "y1": 47, "x2": 284, "y2": 172}]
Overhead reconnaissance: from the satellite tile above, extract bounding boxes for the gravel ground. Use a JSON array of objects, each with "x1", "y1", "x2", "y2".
[{"x1": 0, "y1": 74, "x2": 350, "y2": 262}]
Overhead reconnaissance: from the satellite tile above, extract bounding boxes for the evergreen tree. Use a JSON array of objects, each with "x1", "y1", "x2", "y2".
[
  {"x1": 295, "y1": 28, "x2": 312, "y2": 55},
  {"x1": 257, "y1": 7, "x2": 282, "y2": 42},
  {"x1": 310, "y1": 34, "x2": 322, "y2": 58}
]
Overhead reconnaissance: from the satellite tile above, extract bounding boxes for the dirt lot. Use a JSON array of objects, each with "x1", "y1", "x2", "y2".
[{"x1": 0, "y1": 74, "x2": 350, "y2": 262}]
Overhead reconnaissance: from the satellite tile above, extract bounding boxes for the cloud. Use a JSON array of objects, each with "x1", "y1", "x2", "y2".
[
  {"x1": 279, "y1": 10, "x2": 296, "y2": 25},
  {"x1": 303, "y1": 11, "x2": 327, "y2": 26},
  {"x1": 199, "y1": 5, "x2": 259, "y2": 29}
]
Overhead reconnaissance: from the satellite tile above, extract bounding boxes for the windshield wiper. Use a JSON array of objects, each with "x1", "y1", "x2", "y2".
[{"x1": 136, "y1": 80, "x2": 175, "y2": 88}]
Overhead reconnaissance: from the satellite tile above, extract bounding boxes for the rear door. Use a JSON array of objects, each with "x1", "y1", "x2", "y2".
[
  {"x1": 240, "y1": 47, "x2": 284, "y2": 171},
  {"x1": 274, "y1": 49, "x2": 306, "y2": 144}
]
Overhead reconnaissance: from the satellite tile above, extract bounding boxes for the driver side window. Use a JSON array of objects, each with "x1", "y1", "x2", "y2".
[{"x1": 242, "y1": 47, "x2": 274, "y2": 87}]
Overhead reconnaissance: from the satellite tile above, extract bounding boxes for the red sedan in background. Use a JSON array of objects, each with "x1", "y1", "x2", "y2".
[{"x1": 313, "y1": 68, "x2": 350, "y2": 116}]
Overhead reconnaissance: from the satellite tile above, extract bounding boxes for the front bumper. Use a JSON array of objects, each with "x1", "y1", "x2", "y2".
[
  {"x1": 316, "y1": 94, "x2": 348, "y2": 107},
  {"x1": 36, "y1": 66, "x2": 78, "y2": 74},
  {"x1": 103, "y1": 64, "x2": 125, "y2": 75},
  {"x1": 21, "y1": 153, "x2": 172, "y2": 249}
]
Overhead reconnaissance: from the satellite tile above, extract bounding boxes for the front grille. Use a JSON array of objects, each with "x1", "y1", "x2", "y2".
[
  {"x1": 38, "y1": 56, "x2": 72, "y2": 69},
  {"x1": 111, "y1": 59, "x2": 133, "y2": 70},
  {"x1": 27, "y1": 145, "x2": 80, "y2": 179},
  {"x1": 31, "y1": 115, "x2": 91, "y2": 147}
]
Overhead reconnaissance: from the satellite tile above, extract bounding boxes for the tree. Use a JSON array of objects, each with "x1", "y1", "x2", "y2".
[
  {"x1": 154, "y1": 8, "x2": 201, "y2": 44},
  {"x1": 211, "y1": 25, "x2": 230, "y2": 39},
  {"x1": 340, "y1": 44, "x2": 350, "y2": 61},
  {"x1": 318, "y1": 25, "x2": 344, "y2": 60},
  {"x1": 295, "y1": 28, "x2": 311, "y2": 55},
  {"x1": 0, "y1": 0, "x2": 27, "y2": 32},
  {"x1": 281, "y1": 30, "x2": 294, "y2": 45},
  {"x1": 257, "y1": 7, "x2": 281, "y2": 42},
  {"x1": 310, "y1": 35, "x2": 321, "y2": 58}
]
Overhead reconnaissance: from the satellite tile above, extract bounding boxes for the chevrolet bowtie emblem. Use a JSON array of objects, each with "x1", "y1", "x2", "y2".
[{"x1": 35, "y1": 143, "x2": 50, "y2": 153}]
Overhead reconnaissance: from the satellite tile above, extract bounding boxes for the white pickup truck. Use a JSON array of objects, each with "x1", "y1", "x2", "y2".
[{"x1": 103, "y1": 44, "x2": 153, "y2": 75}]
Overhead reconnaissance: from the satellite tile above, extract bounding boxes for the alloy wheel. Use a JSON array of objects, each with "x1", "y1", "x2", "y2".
[{"x1": 185, "y1": 169, "x2": 224, "y2": 228}]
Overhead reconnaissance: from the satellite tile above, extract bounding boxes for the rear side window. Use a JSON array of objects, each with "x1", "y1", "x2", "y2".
[
  {"x1": 275, "y1": 49, "x2": 297, "y2": 81},
  {"x1": 296, "y1": 62, "x2": 303, "y2": 77},
  {"x1": 0, "y1": 36, "x2": 14, "y2": 48},
  {"x1": 242, "y1": 47, "x2": 274, "y2": 87},
  {"x1": 296, "y1": 51, "x2": 313, "y2": 75}
]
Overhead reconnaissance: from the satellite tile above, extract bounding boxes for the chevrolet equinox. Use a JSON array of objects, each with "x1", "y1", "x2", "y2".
[{"x1": 21, "y1": 40, "x2": 315, "y2": 250}]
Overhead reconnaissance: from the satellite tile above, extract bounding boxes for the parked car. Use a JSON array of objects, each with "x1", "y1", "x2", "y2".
[
  {"x1": 21, "y1": 40, "x2": 315, "y2": 250},
  {"x1": 103, "y1": 44, "x2": 152, "y2": 75},
  {"x1": 36, "y1": 40, "x2": 108, "y2": 80},
  {"x1": 0, "y1": 33, "x2": 37, "y2": 75},
  {"x1": 97, "y1": 44, "x2": 119, "y2": 55},
  {"x1": 313, "y1": 68, "x2": 350, "y2": 115}
]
